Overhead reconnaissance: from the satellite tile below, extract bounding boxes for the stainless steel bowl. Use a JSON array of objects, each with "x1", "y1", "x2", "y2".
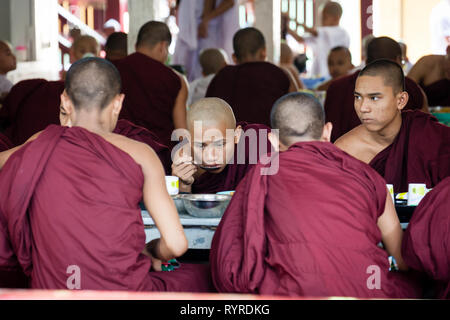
[
  {"x1": 182, "y1": 194, "x2": 232, "y2": 218},
  {"x1": 171, "y1": 194, "x2": 187, "y2": 214}
]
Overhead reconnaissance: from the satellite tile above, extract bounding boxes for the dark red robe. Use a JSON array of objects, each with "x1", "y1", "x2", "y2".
[
  {"x1": 192, "y1": 123, "x2": 272, "y2": 194},
  {"x1": 421, "y1": 79, "x2": 450, "y2": 107},
  {"x1": 205, "y1": 62, "x2": 290, "y2": 127},
  {"x1": 0, "y1": 133, "x2": 12, "y2": 152},
  {"x1": 402, "y1": 177, "x2": 450, "y2": 299},
  {"x1": 113, "y1": 53, "x2": 182, "y2": 147},
  {"x1": 325, "y1": 71, "x2": 425, "y2": 142},
  {"x1": 210, "y1": 142, "x2": 421, "y2": 298},
  {"x1": 0, "y1": 79, "x2": 64, "y2": 146},
  {"x1": 113, "y1": 119, "x2": 172, "y2": 175},
  {"x1": 0, "y1": 125, "x2": 213, "y2": 291},
  {"x1": 369, "y1": 110, "x2": 450, "y2": 193}
]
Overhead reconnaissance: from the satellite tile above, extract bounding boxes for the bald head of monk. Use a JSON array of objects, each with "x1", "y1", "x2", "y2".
[
  {"x1": 199, "y1": 48, "x2": 227, "y2": 76},
  {"x1": 0, "y1": 41, "x2": 16, "y2": 74},
  {"x1": 354, "y1": 59, "x2": 408, "y2": 134},
  {"x1": 60, "y1": 57, "x2": 124, "y2": 132},
  {"x1": 366, "y1": 37, "x2": 402, "y2": 65},
  {"x1": 321, "y1": 1, "x2": 343, "y2": 26},
  {"x1": 270, "y1": 92, "x2": 332, "y2": 151},
  {"x1": 328, "y1": 46, "x2": 353, "y2": 79},
  {"x1": 186, "y1": 98, "x2": 241, "y2": 173},
  {"x1": 135, "y1": 21, "x2": 171, "y2": 64},
  {"x1": 232, "y1": 27, "x2": 266, "y2": 64},
  {"x1": 105, "y1": 32, "x2": 128, "y2": 61},
  {"x1": 70, "y1": 35, "x2": 100, "y2": 63}
]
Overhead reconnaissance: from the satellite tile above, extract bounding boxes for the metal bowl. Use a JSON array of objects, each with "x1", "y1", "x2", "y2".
[
  {"x1": 182, "y1": 194, "x2": 232, "y2": 218},
  {"x1": 171, "y1": 194, "x2": 187, "y2": 214}
]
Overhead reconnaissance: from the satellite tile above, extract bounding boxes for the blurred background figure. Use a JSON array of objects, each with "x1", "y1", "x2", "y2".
[
  {"x1": 105, "y1": 32, "x2": 128, "y2": 61},
  {"x1": 399, "y1": 41, "x2": 413, "y2": 74},
  {"x1": 430, "y1": 0, "x2": 450, "y2": 55},
  {"x1": 317, "y1": 46, "x2": 354, "y2": 91},
  {"x1": 103, "y1": 18, "x2": 122, "y2": 38},
  {"x1": 279, "y1": 42, "x2": 304, "y2": 90},
  {"x1": 0, "y1": 41, "x2": 17, "y2": 101}
]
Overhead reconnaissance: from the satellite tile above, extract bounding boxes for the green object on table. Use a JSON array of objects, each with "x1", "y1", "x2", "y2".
[
  {"x1": 161, "y1": 259, "x2": 180, "y2": 272},
  {"x1": 432, "y1": 112, "x2": 450, "y2": 126}
]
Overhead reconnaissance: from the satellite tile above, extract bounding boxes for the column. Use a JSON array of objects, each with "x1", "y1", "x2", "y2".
[
  {"x1": 253, "y1": 0, "x2": 281, "y2": 63},
  {"x1": 127, "y1": 0, "x2": 160, "y2": 54}
]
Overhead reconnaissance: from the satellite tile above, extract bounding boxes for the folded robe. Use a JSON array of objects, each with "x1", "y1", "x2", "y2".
[
  {"x1": 324, "y1": 71, "x2": 425, "y2": 142},
  {"x1": 421, "y1": 79, "x2": 450, "y2": 107},
  {"x1": 0, "y1": 125, "x2": 212, "y2": 291},
  {"x1": 205, "y1": 62, "x2": 290, "y2": 127},
  {"x1": 402, "y1": 177, "x2": 450, "y2": 299},
  {"x1": 211, "y1": 141, "x2": 421, "y2": 298},
  {"x1": 369, "y1": 110, "x2": 450, "y2": 193},
  {"x1": 0, "y1": 79, "x2": 64, "y2": 146},
  {"x1": 113, "y1": 119, "x2": 172, "y2": 175},
  {"x1": 192, "y1": 123, "x2": 272, "y2": 194},
  {"x1": 113, "y1": 53, "x2": 182, "y2": 147}
]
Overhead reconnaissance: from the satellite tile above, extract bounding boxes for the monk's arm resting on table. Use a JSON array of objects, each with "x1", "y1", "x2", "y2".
[
  {"x1": 0, "y1": 131, "x2": 41, "y2": 169},
  {"x1": 377, "y1": 190, "x2": 409, "y2": 271},
  {"x1": 138, "y1": 144, "x2": 188, "y2": 263},
  {"x1": 172, "y1": 73, "x2": 188, "y2": 130}
]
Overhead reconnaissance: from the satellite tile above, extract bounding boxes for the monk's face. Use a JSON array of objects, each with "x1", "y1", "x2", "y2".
[
  {"x1": 71, "y1": 39, "x2": 99, "y2": 63},
  {"x1": 0, "y1": 43, "x2": 17, "y2": 74},
  {"x1": 189, "y1": 120, "x2": 238, "y2": 174},
  {"x1": 328, "y1": 50, "x2": 352, "y2": 79},
  {"x1": 354, "y1": 75, "x2": 407, "y2": 132}
]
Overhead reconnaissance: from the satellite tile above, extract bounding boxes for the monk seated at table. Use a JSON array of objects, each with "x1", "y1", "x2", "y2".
[
  {"x1": 0, "y1": 57, "x2": 213, "y2": 292},
  {"x1": 113, "y1": 21, "x2": 188, "y2": 147},
  {"x1": 279, "y1": 42, "x2": 304, "y2": 91},
  {"x1": 325, "y1": 36, "x2": 429, "y2": 142},
  {"x1": 210, "y1": 92, "x2": 420, "y2": 298},
  {"x1": 316, "y1": 46, "x2": 354, "y2": 91},
  {"x1": 171, "y1": 97, "x2": 272, "y2": 194},
  {"x1": 408, "y1": 45, "x2": 450, "y2": 107},
  {"x1": 335, "y1": 59, "x2": 450, "y2": 193},
  {"x1": 402, "y1": 177, "x2": 450, "y2": 299},
  {"x1": 205, "y1": 27, "x2": 297, "y2": 127}
]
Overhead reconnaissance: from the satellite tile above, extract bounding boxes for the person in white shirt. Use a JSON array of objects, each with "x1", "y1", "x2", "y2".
[
  {"x1": 187, "y1": 48, "x2": 227, "y2": 106},
  {"x1": 287, "y1": 1, "x2": 350, "y2": 79},
  {"x1": 0, "y1": 41, "x2": 16, "y2": 102},
  {"x1": 430, "y1": 0, "x2": 450, "y2": 55}
]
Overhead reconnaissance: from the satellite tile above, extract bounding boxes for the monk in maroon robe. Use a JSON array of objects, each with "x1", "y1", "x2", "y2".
[
  {"x1": 171, "y1": 98, "x2": 272, "y2": 194},
  {"x1": 211, "y1": 92, "x2": 420, "y2": 298},
  {"x1": 336, "y1": 60, "x2": 450, "y2": 194},
  {"x1": 402, "y1": 177, "x2": 450, "y2": 299},
  {"x1": 408, "y1": 45, "x2": 450, "y2": 106},
  {"x1": 205, "y1": 27, "x2": 296, "y2": 127},
  {"x1": 113, "y1": 21, "x2": 188, "y2": 147},
  {"x1": 0, "y1": 79, "x2": 64, "y2": 146},
  {"x1": 0, "y1": 58, "x2": 212, "y2": 291},
  {"x1": 325, "y1": 37, "x2": 428, "y2": 142}
]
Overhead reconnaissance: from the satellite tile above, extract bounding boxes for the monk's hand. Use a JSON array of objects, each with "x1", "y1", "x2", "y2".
[
  {"x1": 172, "y1": 155, "x2": 197, "y2": 186},
  {"x1": 198, "y1": 19, "x2": 209, "y2": 39}
]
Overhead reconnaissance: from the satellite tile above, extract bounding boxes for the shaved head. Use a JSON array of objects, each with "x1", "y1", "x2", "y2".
[
  {"x1": 105, "y1": 32, "x2": 128, "y2": 61},
  {"x1": 71, "y1": 35, "x2": 99, "y2": 61},
  {"x1": 187, "y1": 98, "x2": 236, "y2": 130},
  {"x1": 323, "y1": 1, "x2": 343, "y2": 18},
  {"x1": 271, "y1": 92, "x2": 325, "y2": 145},
  {"x1": 233, "y1": 27, "x2": 266, "y2": 62},
  {"x1": 199, "y1": 48, "x2": 227, "y2": 76},
  {"x1": 136, "y1": 21, "x2": 171, "y2": 49},
  {"x1": 358, "y1": 59, "x2": 405, "y2": 95},
  {"x1": 366, "y1": 37, "x2": 402, "y2": 64},
  {"x1": 65, "y1": 57, "x2": 121, "y2": 111}
]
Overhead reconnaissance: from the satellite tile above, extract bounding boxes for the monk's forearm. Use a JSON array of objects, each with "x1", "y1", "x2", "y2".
[
  {"x1": 287, "y1": 28, "x2": 305, "y2": 43},
  {"x1": 147, "y1": 238, "x2": 182, "y2": 261},
  {"x1": 203, "y1": 0, "x2": 234, "y2": 22}
]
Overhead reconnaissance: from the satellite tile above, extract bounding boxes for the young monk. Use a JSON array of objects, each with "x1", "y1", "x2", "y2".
[
  {"x1": 171, "y1": 97, "x2": 272, "y2": 194},
  {"x1": 316, "y1": 46, "x2": 354, "y2": 91},
  {"x1": 408, "y1": 45, "x2": 450, "y2": 107},
  {"x1": 279, "y1": 42, "x2": 304, "y2": 91},
  {"x1": 0, "y1": 57, "x2": 212, "y2": 291},
  {"x1": 114, "y1": 21, "x2": 188, "y2": 147},
  {"x1": 105, "y1": 32, "x2": 128, "y2": 61},
  {"x1": 206, "y1": 27, "x2": 297, "y2": 127},
  {"x1": 70, "y1": 35, "x2": 100, "y2": 62},
  {"x1": 0, "y1": 41, "x2": 16, "y2": 101},
  {"x1": 335, "y1": 59, "x2": 450, "y2": 193},
  {"x1": 325, "y1": 37, "x2": 429, "y2": 142},
  {"x1": 210, "y1": 92, "x2": 420, "y2": 298},
  {"x1": 402, "y1": 177, "x2": 450, "y2": 299}
]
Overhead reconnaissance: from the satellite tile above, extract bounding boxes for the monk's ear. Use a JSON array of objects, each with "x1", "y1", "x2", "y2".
[
  {"x1": 397, "y1": 91, "x2": 409, "y2": 111},
  {"x1": 234, "y1": 125, "x2": 243, "y2": 144},
  {"x1": 268, "y1": 132, "x2": 280, "y2": 152},
  {"x1": 260, "y1": 47, "x2": 267, "y2": 61},
  {"x1": 60, "y1": 91, "x2": 74, "y2": 114},
  {"x1": 320, "y1": 122, "x2": 333, "y2": 142},
  {"x1": 112, "y1": 93, "x2": 125, "y2": 116}
]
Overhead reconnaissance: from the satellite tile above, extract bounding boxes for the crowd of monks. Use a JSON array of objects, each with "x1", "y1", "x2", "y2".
[{"x1": 0, "y1": 5, "x2": 449, "y2": 299}]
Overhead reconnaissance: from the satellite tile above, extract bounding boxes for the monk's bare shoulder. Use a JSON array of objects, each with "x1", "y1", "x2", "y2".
[{"x1": 335, "y1": 125, "x2": 375, "y2": 163}]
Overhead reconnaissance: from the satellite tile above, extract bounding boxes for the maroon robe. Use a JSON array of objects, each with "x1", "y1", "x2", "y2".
[
  {"x1": 205, "y1": 62, "x2": 290, "y2": 127},
  {"x1": 0, "y1": 125, "x2": 212, "y2": 291},
  {"x1": 113, "y1": 53, "x2": 182, "y2": 147},
  {"x1": 211, "y1": 142, "x2": 420, "y2": 298},
  {"x1": 402, "y1": 177, "x2": 450, "y2": 299},
  {"x1": 421, "y1": 79, "x2": 450, "y2": 107},
  {"x1": 113, "y1": 119, "x2": 172, "y2": 175},
  {"x1": 325, "y1": 71, "x2": 425, "y2": 142},
  {"x1": 0, "y1": 132, "x2": 12, "y2": 152},
  {"x1": 192, "y1": 123, "x2": 272, "y2": 194},
  {"x1": 369, "y1": 110, "x2": 450, "y2": 193},
  {"x1": 0, "y1": 79, "x2": 64, "y2": 146}
]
